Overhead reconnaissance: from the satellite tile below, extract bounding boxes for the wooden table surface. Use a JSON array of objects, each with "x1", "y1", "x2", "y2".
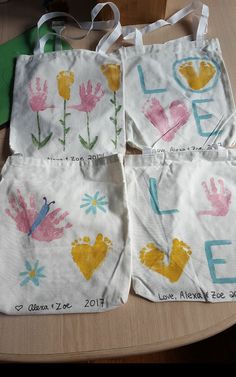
[{"x1": 0, "y1": 0, "x2": 236, "y2": 363}]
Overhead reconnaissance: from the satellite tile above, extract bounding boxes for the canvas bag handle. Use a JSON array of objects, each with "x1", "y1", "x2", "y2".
[
  {"x1": 122, "y1": 0, "x2": 209, "y2": 48},
  {"x1": 34, "y1": 2, "x2": 122, "y2": 54}
]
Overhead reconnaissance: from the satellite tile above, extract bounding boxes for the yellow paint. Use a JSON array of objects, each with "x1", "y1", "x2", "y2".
[
  {"x1": 100, "y1": 64, "x2": 121, "y2": 92},
  {"x1": 83, "y1": 236, "x2": 90, "y2": 243},
  {"x1": 57, "y1": 71, "x2": 74, "y2": 100},
  {"x1": 71, "y1": 233, "x2": 112, "y2": 280},
  {"x1": 29, "y1": 270, "x2": 36, "y2": 278},
  {"x1": 179, "y1": 61, "x2": 216, "y2": 90},
  {"x1": 92, "y1": 199, "x2": 97, "y2": 206},
  {"x1": 139, "y1": 238, "x2": 192, "y2": 283}
]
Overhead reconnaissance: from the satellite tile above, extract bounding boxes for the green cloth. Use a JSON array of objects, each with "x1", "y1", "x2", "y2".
[{"x1": 0, "y1": 25, "x2": 71, "y2": 128}]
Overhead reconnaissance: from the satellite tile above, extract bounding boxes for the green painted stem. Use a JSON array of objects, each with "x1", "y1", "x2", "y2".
[
  {"x1": 86, "y1": 112, "x2": 90, "y2": 146},
  {"x1": 63, "y1": 99, "x2": 66, "y2": 151},
  {"x1": 113, "y1": 91, "x2": 118, "y2": 149},
  {"x1": 36, "y1": 111, "x2": 41, "y2": 147}
]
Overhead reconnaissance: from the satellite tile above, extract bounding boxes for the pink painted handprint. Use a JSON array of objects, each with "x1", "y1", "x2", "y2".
[
  {"x1": 198, "y1": 177, "x2": 232, "y2": 216},
  {"x1": 29, "y1": 78, "x2": 51, "y2": 112},
  {"x1": 69, "y1": 81, "x2": 104, "y2": 113},
  {"x1": 143, "y1": 98, "x2": 190, "y2": 142},
  {"x1": 5, "y1": 189, "x2": 72, "y2": 242},
  {"x1": 69, "y1": 80, "x2": 104, "y2": 150},
  {"x1": 28, "y1": 77, "x2": 54, "y2": 149}
]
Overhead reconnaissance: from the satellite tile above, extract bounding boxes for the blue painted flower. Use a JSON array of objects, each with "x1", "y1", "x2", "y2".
[
  {"x1": 80, "y1": 192, "x2": 108, "y2": 214},
  {"x1": 19, "y1": 260, "x2": 46, "y2": 287}
]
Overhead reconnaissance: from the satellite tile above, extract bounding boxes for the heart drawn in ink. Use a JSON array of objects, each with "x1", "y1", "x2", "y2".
[
  {"x1": 71, "y1": 233, "x2": 112, "y2": 280},
  {"x1": 15, "y1": 305, "x2": 23, "y2": 312},
  {"x1": 139, "y1": 238, "x2": 192, "y2": 282}
]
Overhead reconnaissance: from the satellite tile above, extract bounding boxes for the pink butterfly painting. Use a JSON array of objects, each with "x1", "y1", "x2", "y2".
[{"x1": 5, "y1": 189, "x2": 72, "y2": 242}]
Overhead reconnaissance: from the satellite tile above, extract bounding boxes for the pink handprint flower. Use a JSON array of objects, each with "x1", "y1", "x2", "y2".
[
  {"x1": 29, "y1": 78, "x2": 50, "y2": 112},
  {"x1": 5, "y1": 189, "x2": 72, "y2": 242},
  {"x1": 69, "y1": 80, "x2": 104, "y2": 150},
  {"x1": 143, "y1": 98, "x2": 190, "y2": 142},
  {"x1": 28, "y1": 77, "x2": 54, "y2": 149},
  {"x1": 198, "y1": 177, "x2": 232, "y2": 216}
]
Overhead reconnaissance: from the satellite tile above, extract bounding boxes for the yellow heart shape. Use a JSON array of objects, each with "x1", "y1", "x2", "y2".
[
  {"x1": 71, "y1": 233, "x2": 112, "y2": 280},
  {"x1": 139, "y1": 238, "x2": 192, "y2": 283},
  {"x1": 179, "y1": 61, "x2": 216, "y2": 90}
]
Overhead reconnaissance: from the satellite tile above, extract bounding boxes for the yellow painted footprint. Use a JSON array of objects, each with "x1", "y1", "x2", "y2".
[
  {"x1": 179, "y1": 61, "x2": 216, "y2": 90},
  {"x1": 71, "y1": 234, "x2": 112, "y2": 280},
  {"x1": 140, "y1": 239, "x2": 192, "y2": 283}
]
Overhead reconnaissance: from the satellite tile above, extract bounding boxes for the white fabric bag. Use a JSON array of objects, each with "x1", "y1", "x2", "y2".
[
  {"x1": 0, "y1": 154, "x2": 131, "y2": 314},
  {"x1": 125, "y1": 148, "x2": 236, "y2": 302},
  {"x1": 10, "y1": 3, "x2": 125, "y2": 160},
  {"x1": 120, "y1": 1, "x2": 236, "y2": 152}
]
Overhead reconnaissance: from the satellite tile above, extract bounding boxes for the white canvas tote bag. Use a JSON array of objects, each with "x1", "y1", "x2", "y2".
[
  {"x1": 120, "y1": 1, "x2": 236, "y2": 152},
  {"x1": 9, "y1": 3, "x2": 125, "y2": 160},
  {"x1": 125, "y1": 148, "x2": 236, "y2": 302},
  {"x1": 0, "y1": 154, "x2": 131, "y2": 314}
]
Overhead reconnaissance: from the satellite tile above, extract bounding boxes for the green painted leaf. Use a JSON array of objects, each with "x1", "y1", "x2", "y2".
[
  {"x1": 88, "y1": 136, "x2": 98, "y2": 150},
  {"x1": 116, "y1": 105, "x2": 122, "y2": 114},
  {"x1": 38, "y1": 132, "x2": 53, "y2": 149},
  {"x1": 58, "y1": 138, "x2": 65, "y2": 145},
  {"x1": 79, "y1": 135, "x2": 89, "y2": 149},
  {"x1": 65, "y1": 127, "x2": 70, "y2": 135},
  {"x1": 65, "y1": 113, "x2": 71, "y2": 117},
  {"x1": 110, "y1": 99, "x2": 115, "y2": 105},
  {"x1": 31, "y1": 134, "x2": 40, "y2": 148},
  {"x1": 116, "y1": 128, "x2": 122, "y2": 135},
  {"x1": 109, "y1": 116, "x2": 116, "y2": 124},
  {"x1": 111, "y1": 139, "x2": 116, "y2": 147},
  {"x1": 59, "y1": 119, "x2": 65, "y2": 125}
]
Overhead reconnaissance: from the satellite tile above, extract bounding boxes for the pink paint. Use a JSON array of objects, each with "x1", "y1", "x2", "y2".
[
  {"x1": 198, "y1": 177, "x2": 232, "y2": 216},
  {"x1": 143, "y1": 98, "x2": 190, "y2": 142},
  {"x1": 69, "y1": 80, "x2": 104, "y2": 113},
  {"x1": 29, "y1": 77, "x2": 54, "y2": 112},
  {"x1": 5, "y1": 189, "x2": 72, "y2": 242}
]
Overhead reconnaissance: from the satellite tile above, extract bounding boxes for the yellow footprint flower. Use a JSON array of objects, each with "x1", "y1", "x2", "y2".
[
  {"x1": 56, "y1": 71, "x2": 74, "y2": 151},
  {"x1": 100, "y1": 64, "x2": 122, "y2": 149},
  {"x1": 57, "y1": 71, "x2": 74, "y2": 100},
  {"x1": 101, "y1": 64, "x2": 121, "y2": 92}
]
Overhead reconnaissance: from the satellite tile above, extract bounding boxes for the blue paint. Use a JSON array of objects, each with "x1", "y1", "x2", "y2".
[
  {"x1": 192, "y1": 99, "x2": 223, "y2": 137},
  {"x1": 137, "y1": 65, "x2": 167, "y2": 94},
  {"x1": 19, "y1": 259, "x2": 46, "y2": 287},
  {"x1": 173, "y1": 57, "x2": 220, "y2": 93},
  {"x1": 28, "y1": 197, "x2": 55, "y2": 236},
  {"x1": 205, "y1": 240, "x2": 236, "y2": 283},
  {"x1": 149, "y1": 178, "x2": 178, "y2": 215}
]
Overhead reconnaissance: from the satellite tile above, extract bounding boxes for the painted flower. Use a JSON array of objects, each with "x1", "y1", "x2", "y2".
[
  {"x1": 69, "y1": 80, "x2": 104, "y2": 150},
  {"x1": 28, "y1": 77, "x2": 54, "y2": 149},
  {"x1": 19, "y1": 260, "x2": 46, "y2": 287},
  {"x1": 56, "y1": 71, "x2": 74, "y2": 150},
  {"x1": 57, "y1": 71, "x2": 75, "y2": 100},
  {"x1": 28, "y1": 77, "x2": 52, "y2": 112},
  {"x1": 69, "y1": 80, "x2": 104, "y2": 113},
  {"x1": 100, "y1": 64, "x2": 121, "y2": 92},
  {"x1": 100, "y1": 64, "x2": 122, "y2": 149},
  {"x1": 80, "y1": 192, "x2": 108, "y2": 214}
]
